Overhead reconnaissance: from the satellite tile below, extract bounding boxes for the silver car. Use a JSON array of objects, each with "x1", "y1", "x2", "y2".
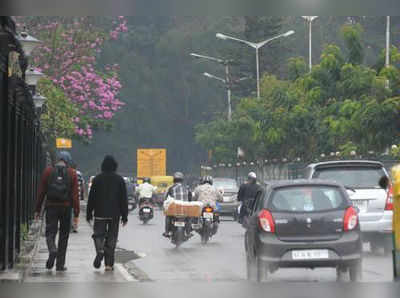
[
  {"x1": 213, "y1": 178, "x2": 240, "y2": 218},
  {"x1": 305, "y1": 160, "x2": 392, "y2": 254}
]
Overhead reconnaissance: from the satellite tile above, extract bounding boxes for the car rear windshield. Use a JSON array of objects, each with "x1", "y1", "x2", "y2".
[
  {"x1": 313, "y1": 166, "x2": 385, "y2": 189},
  {"x1": 214, "y1": 180, "x2": 238, "y2": 189},
  {"x1": 268, "y1": 186, "x2": 346, "y2": 213}
]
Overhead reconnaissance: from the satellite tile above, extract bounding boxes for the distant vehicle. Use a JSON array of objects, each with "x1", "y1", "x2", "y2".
[
  {"x1": 213, "y1": 178, "x2": 240, "y2": 219},
  {"x1": 137, "y1": 149, "x2": 166, "y2": 178},
  {"x1": 87, "y1": 175, "x2": 95, "y2": 195},
  {"x1": 151, "y1": 176, "x2": 174, "y2": 207},
  {"x1": 245, "y1": 180, "x2": 362, "y2": 282},
  {"x1": 305, "y1": 160, "x2": 392, "y2": 254},
  {"x1": 76, "y1": 171, "x2": 85, "y2": 200}
]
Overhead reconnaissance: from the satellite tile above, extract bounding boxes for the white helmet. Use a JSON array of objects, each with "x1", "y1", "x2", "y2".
[{"x1": 248, "y1": 172, "x2": 257, "y2": 180}]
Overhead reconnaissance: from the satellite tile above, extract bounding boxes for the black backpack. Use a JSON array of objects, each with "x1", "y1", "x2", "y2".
[{"x1": 47, "y1": 165, "x2": 71, "y2": 202}]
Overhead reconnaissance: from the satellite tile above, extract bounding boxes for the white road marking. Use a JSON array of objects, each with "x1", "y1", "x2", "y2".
[{"x1": 114, "y1": 263, "x2": 136, "y2": 282}]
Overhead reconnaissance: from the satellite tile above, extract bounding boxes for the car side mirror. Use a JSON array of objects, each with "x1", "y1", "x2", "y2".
[{"x1": 379, "y1": 176, "x2": 389, "y2": 190}]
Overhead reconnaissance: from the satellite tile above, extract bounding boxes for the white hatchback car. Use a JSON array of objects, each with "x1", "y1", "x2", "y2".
[{"x1": 305, "y1": 160, "x2": 393, "y2": 254}]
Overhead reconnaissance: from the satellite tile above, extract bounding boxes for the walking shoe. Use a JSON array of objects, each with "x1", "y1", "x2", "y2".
[
  {"x1": 93, "y1": 253, "x2": 104, "y2": 269},
  {"x1": 46, "y1": 253, "x2": 56, "y2": 270},
  {"x1": 56, "y1": 266, "x2": 68, "y2": 272},
  {"x1": 105, "y1": 266, "x2": 114, "y2": 272},
  {"x1": 162, "y1": 232, "x2": 171, "y2": 238}
]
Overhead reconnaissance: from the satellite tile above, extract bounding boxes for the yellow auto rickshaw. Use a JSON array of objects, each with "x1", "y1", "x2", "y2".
[{"x1": 150, "y1": 176, "x2": 174, "y2": 207}]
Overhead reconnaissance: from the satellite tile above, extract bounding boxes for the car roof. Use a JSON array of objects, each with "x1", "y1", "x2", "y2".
[
  {"x1": 267, "y1": 179, "x2": 345, "y2": 190},
  {"x1": 307, "y1": 160, "x2": 383, "y2": 169}
]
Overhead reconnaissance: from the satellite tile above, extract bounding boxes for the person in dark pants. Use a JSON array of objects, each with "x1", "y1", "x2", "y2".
[
  {"x1": 35, "y1": 151, "x2": 80, "y2": 272},
  {"x1": 86, "y1": 155, "x2": 128, "y2": 271}
]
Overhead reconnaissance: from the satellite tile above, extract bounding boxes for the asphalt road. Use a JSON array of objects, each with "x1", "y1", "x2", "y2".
[{"x1": 118, "y1": 208, "x2": 394, "y2": 283}]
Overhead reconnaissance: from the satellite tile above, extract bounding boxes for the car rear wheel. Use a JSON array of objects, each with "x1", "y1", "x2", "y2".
[
  {"x1": 349, "y1": 260, "x2": 362, "y2": 282},
  {"x1": 246, "y1": 255, "x2": 257, "y2": 282},
  {"x1": 256, "y1": 256, "x2": 269, "y2": 283},
  {"x1": 383, "y1": 236, "x2": 393, "y2": 256},
  {"x1": 336, "y1": 266, "x2": 348, "y2": 282}
]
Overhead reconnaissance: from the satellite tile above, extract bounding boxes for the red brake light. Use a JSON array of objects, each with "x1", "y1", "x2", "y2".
[
  {"x1": 344, "y1": 207, "x2": 358, "y2": 231},
  {"x1": 385, "y1": 186, "x2": 393, "y2": 211},
  {"x1": 258, "y1": 209, "x2": 275, "y2": 233}
]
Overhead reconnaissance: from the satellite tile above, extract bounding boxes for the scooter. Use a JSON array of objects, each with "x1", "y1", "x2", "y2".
[
  {"x1": 197, "y1": 205, "x2": 219, "y2": 244},
  {"x1": 138, "y1": 198, "x2": 154, "y2": 224}
]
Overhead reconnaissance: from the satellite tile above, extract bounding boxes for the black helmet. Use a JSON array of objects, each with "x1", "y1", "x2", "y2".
[
  {"x1": 201, "y1": 176, "x2": 213, "y2": 185},
  {"x1": 173, "y1": 172, "x2": 184, "y2": 183},
  {"x1": 143, "y1": 177, "x2": 151, "y2": 183}
]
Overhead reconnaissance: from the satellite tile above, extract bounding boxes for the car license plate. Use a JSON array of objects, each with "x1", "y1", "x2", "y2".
[
  {"x1": 223, "y1": 196, "x2": 232, "y2": 203},
  {"x1": 174, "y1": 221, "x2": 185, "y2": 227},
  {"x1": 143, "y1": 208, "x2": 151, "y2": 213},
  {"x1": 203, "y1": 212, "x2": 213, "y2": 220},
  {"x1": 352, "y1": 200, "x2": 368, "y2": 213},
  {"x1": 292, "y1": 250, "x2": 329, "y2": 260}
]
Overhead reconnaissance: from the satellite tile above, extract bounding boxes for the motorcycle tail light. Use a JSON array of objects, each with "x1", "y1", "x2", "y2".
[
  {"x1": 343, "y1": 207, "x2": 358, "y2": 231},
  {"x1": 204, "y1": 207, "x2": 213, "y2": 213},
  {"x1": 258, "y1": 209, "x2": 275, "y2": 233}
]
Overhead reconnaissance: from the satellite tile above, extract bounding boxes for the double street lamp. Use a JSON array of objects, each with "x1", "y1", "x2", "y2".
[
  {"x1": 216, "y1": 30, "x2": 295, "y2": 99},
  {"x1": 190, "y1": 52, "x2": 247, "y2": 121}
]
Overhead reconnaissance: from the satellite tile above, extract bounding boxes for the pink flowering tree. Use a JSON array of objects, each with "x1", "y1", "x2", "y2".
[{"x1": 16, "y1": 16, "x2": 128, "y2": 143}]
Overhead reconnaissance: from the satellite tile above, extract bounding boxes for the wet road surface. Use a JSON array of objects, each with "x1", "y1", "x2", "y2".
[{"x1": 119, "y1": 209, "x2": 394, "y2": 283}]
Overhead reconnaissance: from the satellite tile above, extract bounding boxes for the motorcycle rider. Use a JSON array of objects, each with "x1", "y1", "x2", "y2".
[
  {"x1": 193, "y1": 176, "x2": 223, "y2": 209},
  {"x1": 162, "y1": 172, "x2": 191, "y2": 238},
  {"x1": 238, "y1": 172, "x2": 263, "y2": 224},
  {"x1": 136, "y1": 177, "x2": 157, "y2": 206}
]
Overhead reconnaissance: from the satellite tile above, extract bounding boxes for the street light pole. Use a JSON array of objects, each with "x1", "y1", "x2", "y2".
[
  {"x1": 216, "y1": 30, "x2": 295, "y2": 99},
  {"x1": 190, "y1": 52, "x2": 234, "y2": 121},
  {"x1": 386, "y1": 16, "x2": 391, "y2": 68},
  {"x1": 225, "y1": 64, "x2": 232, "y2": 121},
  {"x1": 255, "y1": 47, "x2": 260, "y2": 99},
  {"x1": 302, "y1": 16, "x2": 318, "y2": 72}
]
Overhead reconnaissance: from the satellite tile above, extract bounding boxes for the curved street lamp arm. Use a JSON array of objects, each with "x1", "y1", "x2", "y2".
[
  {"x1": 203, "y1": 72, "x2": 226, "y2": 83},
  {"x1": 190, "y1": 53, "x2": 225, "y2": 64},
  {"x1": 256, "y1": 30, "x2": 295, "y2": 49},
  {"x1": 216, "y1": 33, "x2": 256, "y2": 48}
]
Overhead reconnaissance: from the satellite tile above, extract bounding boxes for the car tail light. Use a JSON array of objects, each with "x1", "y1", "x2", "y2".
[
  {"x1": 258, "y1": 209, "x2": 275, "y2": 233},
  {"x1": 385, "y1": 186, "x2": 393, "y2": 211},
  {"x1": 343, "y1": 207, "x2": 358, "y2": 231}
]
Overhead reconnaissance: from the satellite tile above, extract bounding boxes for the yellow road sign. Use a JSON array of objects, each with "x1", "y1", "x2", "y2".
[
  {"x1": 137, "y1": 149, "x2": 166, "y2": 178},
  {"x1": 56, "y1": 138, "x2": 72, "y2": 149}
]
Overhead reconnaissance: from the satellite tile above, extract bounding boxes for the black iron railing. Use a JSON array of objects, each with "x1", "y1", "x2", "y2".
[{"x1": 0, "y1": 17, "x2": 47, "y2": 271}]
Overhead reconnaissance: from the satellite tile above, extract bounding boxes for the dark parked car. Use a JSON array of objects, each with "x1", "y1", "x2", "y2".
[
  {"x1": 213, "y1": 178, "x2": 240, "y2": 218},
  {"x1": 304, "y1": 160, "x2": 392, "y2": 254},
  {"x1": 245, "y1": 180, "x2": 362, "y2": 282}
]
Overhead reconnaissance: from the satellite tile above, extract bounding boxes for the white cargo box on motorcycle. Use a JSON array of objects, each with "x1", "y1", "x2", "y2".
[{"x1": 163, "y1": 197, "x2": 203, "y2": 217}]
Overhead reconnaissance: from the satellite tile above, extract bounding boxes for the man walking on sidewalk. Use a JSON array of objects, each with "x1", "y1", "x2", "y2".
[
  {"x1": 87, "y1": 155, "x2": 128, "y2": 271},
  {"x1": 35, "y1": 151, "x2": 80, "y2": 271}
]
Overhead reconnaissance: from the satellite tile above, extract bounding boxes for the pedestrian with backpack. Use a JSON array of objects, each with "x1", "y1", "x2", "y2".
[{"x1": 35, "y1": 151, "x2": 79, "y2": 271}]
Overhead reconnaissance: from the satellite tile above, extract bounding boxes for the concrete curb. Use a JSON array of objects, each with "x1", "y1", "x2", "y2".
[{"x1": 0, "y1": 219, "x2": 44, "y2": 283}]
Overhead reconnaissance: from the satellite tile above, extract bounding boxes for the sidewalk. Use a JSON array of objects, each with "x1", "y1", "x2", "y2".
[{"x1": 24, "y1": 202, "x2": 135, "y2": 283}]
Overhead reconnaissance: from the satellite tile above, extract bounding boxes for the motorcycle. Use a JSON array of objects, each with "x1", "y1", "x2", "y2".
[
  {"x1": 197, "y1": 205, "x2": 219, "y2": 244},
  {"x1": 170, "y1": 216, "x2": 193, "y2": 248},
  {"x1": 138, "y1": 198, "x2": 154, "y2": 224},
  {"x1": 128, "y1": 194, "x2": 138, "y2": 212}
]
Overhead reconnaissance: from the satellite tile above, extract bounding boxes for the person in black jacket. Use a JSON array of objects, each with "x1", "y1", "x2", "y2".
[
  {"x1": 238, "y1": 172, "x2": 263, "y2": 224},
  {"x1": 86, "y1": 155, "x2": 128, "y2": 271}
]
